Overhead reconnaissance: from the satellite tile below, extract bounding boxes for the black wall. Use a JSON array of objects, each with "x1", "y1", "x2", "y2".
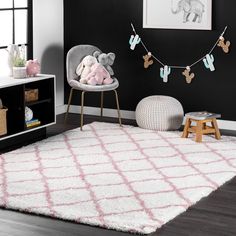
[{"x1": 64, "y1": 0, "x2": 236, "y2": 121}]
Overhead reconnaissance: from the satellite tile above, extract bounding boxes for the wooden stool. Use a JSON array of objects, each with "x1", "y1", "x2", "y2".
[{"x1": 182, "y1": 117, "x2": 221, "y2": 142}]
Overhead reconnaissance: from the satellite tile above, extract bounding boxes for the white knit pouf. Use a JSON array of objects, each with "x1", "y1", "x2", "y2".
[{"x1": 135, "y1": 96, "x2": 184, "y2": 131}]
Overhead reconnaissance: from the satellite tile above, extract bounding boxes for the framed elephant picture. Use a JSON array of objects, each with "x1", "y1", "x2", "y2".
[{"x1": 143, "y1": 0, "x2": 212, "y2": 30}]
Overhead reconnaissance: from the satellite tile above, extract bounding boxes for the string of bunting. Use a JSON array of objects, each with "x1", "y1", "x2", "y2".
[{"x1": 129, "y1": 23, "x2": 231, "y2": 84}]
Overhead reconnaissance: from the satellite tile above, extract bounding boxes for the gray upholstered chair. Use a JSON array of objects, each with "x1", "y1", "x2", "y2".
[{"x1": 65, "y1": 45, "x2": 122, "y2": 130}]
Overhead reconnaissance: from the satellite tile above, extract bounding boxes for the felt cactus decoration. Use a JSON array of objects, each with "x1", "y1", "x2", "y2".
[
  {"x1": 160, "y1": 65, "x2": 171, "y2": 83},
  {"x1": 129, "y1": 35, "x2": 141, "y2": 50},
  {"x1": 217, "y1": 36, "x2": 230, "y2": 53},
  {"x1": 143, "y1": 52, "x2": 153, "y2": 69},
  {"x1": 203, "y1": 54, "x2": 215, "y2": 71},
  {"x1": 182, "y1": 67, "x2": 195, "y2": 84}
]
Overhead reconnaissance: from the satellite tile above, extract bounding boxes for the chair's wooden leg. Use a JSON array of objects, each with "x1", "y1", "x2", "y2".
[
  {"x1": 100, "y1": 91, "x2": 104, "y2": 117},
  {"x1": 196, "y1": 121, "x2": 203, "y2": 142},
  {"x1": 80, "y1": 91, "x2": 85, "y2": 131},
  {"x1": 182, "y1": 118, "x2": 191, "y2": 138},
  {"x1": 114, "y1": 90, "x2": 122, "y2": 126},
  {"x1": 64, "y1": 88, "x2": 74, "y2": 123},
  {"x1": 211, "y1": 118, "x2": 221, "y2": 140}
]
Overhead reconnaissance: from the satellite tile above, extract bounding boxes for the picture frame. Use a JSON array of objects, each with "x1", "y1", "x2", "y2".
[{"x1": 143, "y1": 0, "x2": 212, "y2": 30}]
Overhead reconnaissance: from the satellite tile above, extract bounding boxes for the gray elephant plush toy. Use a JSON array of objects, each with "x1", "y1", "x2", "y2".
[{"x1": 93, "y1": 51, "x2": 116, "y2": 76}]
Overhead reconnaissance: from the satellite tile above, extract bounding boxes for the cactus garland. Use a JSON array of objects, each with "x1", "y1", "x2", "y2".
[
  {"x1": 129, "y1": 35, "x2": 141, "y2": 50},
  {"x1": 129, "y1": 23, "x2": 230, "y2": 84},
  {"x1": 160, "y1": 66, "x2": 171, "y2": 83},
  {"x1": 203, "y1": 54, "x2": 215, "y2": 71}
]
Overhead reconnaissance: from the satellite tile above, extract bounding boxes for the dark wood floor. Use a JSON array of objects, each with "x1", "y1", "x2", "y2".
[{"x1": 1, "y1": 114, "x2": 236, "y2": 236}]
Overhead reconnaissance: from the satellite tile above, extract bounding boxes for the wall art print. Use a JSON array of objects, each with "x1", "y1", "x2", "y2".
[{"x1": 143, "y1": 0, "x2": 212, "y2": 30}]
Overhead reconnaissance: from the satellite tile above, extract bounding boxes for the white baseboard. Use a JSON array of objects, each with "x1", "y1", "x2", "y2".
[
  {"x1": 60, "y1": 105, "x2": 135, "y2": 120},
  {"x1": 210, "y1": 120, "x2": 236, "y2": 131},
  {"x1": 57, "y1": 105, "x2": 236, "y2": 131},
  {"x1": 56, "y1": 105, "x2": 67, "y2": 115}
]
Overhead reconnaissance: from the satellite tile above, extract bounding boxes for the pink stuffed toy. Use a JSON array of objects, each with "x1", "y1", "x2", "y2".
[
  {"x1": 26, "y1": 59, "x2": 40, "y2": 77},
  {"x1": 85, "y1": 63, "x2": 113, "y2": 86},
  {"x1": 76, "y1": 55, "x2": 97, "y2": 84}
]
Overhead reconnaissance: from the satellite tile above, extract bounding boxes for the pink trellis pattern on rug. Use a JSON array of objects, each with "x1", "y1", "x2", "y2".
[{"x1": 1, "y1": 122, "x2": 236, "y2": 234}]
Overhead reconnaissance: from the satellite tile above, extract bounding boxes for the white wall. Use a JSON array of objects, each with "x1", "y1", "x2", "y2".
[{"x1": 33, "y1": 0, "x2": 64, "y2": 108}]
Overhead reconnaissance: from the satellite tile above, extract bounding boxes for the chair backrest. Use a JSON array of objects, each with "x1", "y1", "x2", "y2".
[{"x1": 66, "y1": 45, "x2": 101, "y2": 84}]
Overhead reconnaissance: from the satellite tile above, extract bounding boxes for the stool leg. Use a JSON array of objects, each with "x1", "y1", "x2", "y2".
[
  {"x1": 100, "y1": 91, "x2": 104, "y2": 117},
  {"x1": 114, "y1": 90, "x2": 122, "y2": 126},
  {"x1": 80, "y1": 91, "x2": 85, "y2": 131},
  {"x1": 64, "y1": 88, "x2": 73, "y2": 123},
  {"x1": 202, "y1": 122, "x2": 207, "y2": 131},
  {"x1": 211, "y1": 118, "x2": 221, "y2": 140},
  {"x1": 182, "y1": 118, "x2": 191, "y2": 138},
  {"x1": 196, "y1": 121, "x2": 203, "y2": 142}
]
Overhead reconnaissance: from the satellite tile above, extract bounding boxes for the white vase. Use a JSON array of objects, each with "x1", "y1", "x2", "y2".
[
  {"x1": 13, "y1": 67, "x2": 27, "y2": 79},
  {"x1": 7, "y1": 44, "x2": 20, "y2": 77}
]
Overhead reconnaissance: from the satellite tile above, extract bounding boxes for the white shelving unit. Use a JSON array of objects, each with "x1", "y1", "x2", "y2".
[{"x1": 0, "y1": 74, "x2": 56, "y2": 144}]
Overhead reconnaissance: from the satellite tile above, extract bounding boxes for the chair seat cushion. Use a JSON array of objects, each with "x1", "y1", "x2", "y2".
[{"x1": 69, "y1": 78, "x2": 119, "y2": 92}]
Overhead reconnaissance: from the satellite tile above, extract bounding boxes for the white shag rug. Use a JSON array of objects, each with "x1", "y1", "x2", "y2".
[{"x1": 1, "y1": 122, "x2": 236, "y2": 234}]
